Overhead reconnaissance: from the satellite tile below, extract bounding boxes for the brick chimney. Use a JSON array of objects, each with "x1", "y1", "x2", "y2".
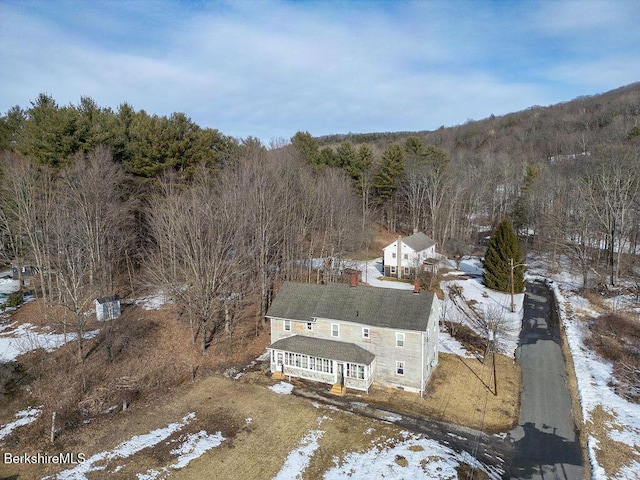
[
  {"x1": 350, "y1": 271, "x2": 358, "y2": 287},
  {"x1": 413, "y1": 277, "x2": 421, "y2": 294}
]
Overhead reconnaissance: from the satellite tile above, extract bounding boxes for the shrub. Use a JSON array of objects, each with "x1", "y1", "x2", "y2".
[{"x1": 7, "y1": 292, "x2": 24, "y2": 308}]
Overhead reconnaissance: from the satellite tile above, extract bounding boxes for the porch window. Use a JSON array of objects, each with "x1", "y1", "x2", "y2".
[
  {"x1": 306, "y1": 322, "x2": 313, "y2": 331},
  {"x1": 362, "y1": 327, "x2": 370, "y2": 339},
  {"x1": 390, "y1": 266, "x2": 396, "y2": 275},
  {"x1": 396, "y1": 361, "x2": 405, "y2": 376},
  {"x1": 331, "y1": 323, "x2": 340, "y2": 338},
  {"x1": 403, "y1": 266, "x2": 410, "y2": 275},
  {"x1": 284, "y1": 320, "x2": 291, "y2": 331},
  {"x1": 346, "y1": 363, "x2": 365, "y2": 380},
  {"x1": 396, "y1": 332, "x2": 405, "y2": 348}
]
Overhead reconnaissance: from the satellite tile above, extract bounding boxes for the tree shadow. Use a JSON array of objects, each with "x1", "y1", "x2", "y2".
[{"x1": 510, "y1": 422, "x2": 582, "y2": 479}]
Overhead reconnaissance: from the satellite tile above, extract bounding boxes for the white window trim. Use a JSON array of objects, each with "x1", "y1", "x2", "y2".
[
  {"x1": 284, "y1": 319, "x2": 291, "y2": 331},
  {"x1": 362, "y1": 327, "x2": 370, "y2": 339},
  {"x1": 396, "y1": 332, "x2": 405, "y2": 348},
  {"x1": 331, "y1": 323, "x2": 340, "y2": 338},
  {"x1": 396, "y1": 361, "x2": 405, "y2": 376},
  {"x1": 390, "y1": 266, "x2": 396, "y2": 274},
  {"x1": 403, "y1": 266, "x2": 410, "y2": 275},
  {"x1": 306, "y1": 322, "x2": 313, "y2": 331}
]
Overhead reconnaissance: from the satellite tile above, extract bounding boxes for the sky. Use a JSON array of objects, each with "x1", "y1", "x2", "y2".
[{"x1": 0, "y1": 0, "x2": 638, "y2": 143}]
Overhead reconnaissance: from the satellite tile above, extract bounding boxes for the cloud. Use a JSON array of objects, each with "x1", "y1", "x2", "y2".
[{"x1": 0, "y1": 0, "x2": 638, "y2": 141}]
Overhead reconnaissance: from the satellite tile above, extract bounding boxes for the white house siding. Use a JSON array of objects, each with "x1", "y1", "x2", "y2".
[
  {"x1": 382, "y1": 240, "x2": 437, "y2": 279},
  {"x1": 421, "y1": 298, "x2": 441, "y2": 389},
  {"x1": 269, "y1": 315, "x2": 438, "y2": 393}
]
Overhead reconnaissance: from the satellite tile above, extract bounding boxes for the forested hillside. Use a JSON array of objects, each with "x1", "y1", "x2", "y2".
[{"x1": 1, "y1": 83, "x2": 639, "y2": 336}]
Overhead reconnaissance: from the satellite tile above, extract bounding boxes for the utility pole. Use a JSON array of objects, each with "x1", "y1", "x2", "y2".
[
  {"x1": 510, "y1": 257, "x2": 515, "y2": 313},
  {"x1": 510, "y1": 258, "x2": 528, "y2": 313}
]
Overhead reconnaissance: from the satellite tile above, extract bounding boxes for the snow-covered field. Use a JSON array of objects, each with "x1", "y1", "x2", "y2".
[
  {"x1": 528, "y1": 256, "x2": 640, "y2": 479},
  {"x1": 0, "y1": 321, "x2": 99, "y2": 362}
]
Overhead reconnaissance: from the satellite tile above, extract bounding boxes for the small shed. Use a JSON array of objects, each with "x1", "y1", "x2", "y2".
[{"x1": 95, "y1": 295, "x2": 121, "y2": 321}]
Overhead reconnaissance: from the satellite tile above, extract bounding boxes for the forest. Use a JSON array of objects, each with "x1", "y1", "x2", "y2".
[{"x1": 1, "y1": 83, "x2": 640, "y2": 358}]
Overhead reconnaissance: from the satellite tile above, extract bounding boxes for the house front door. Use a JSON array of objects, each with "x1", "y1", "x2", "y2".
[
  {"x1": 336, "y1": 362, "x2": 344, "y2": 386},
  {"x1": 276, "y1": 352, "x2": 284, "y2": 373}
]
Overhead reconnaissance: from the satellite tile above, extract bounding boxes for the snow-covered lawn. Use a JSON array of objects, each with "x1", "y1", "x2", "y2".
[
  {"x1": 0, "y1": 322, "x2": 100, "y2": 362},
  {"x1": 528, "y1": 257, "x2": 640, "y2": 479},
  {"x1": 323, "y1": 431, "x2": 494, "y2": 480},
  {"x1": 353, "y1": 259, "x2": 414, "y2": 290}
]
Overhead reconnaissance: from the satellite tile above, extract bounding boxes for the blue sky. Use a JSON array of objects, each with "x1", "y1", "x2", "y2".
[{"x1": 0, "y1": 0, "x2": 638, "y2": 142}]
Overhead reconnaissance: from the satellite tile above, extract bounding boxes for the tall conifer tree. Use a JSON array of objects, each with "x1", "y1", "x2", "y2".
[{"x1": 483, "y1": 219, "x2": 525, "y2": 293}]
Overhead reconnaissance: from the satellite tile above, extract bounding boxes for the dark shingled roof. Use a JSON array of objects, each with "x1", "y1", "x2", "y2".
[
  {"x1": 267, "y1": 282, "x2": 435, "y2": 331},
  {"x1": 269, "y1": 335, "x2": 375, "y2": 365},
  {"x1": 402, "y1": 232, "x2": 436, "y2": 252}
]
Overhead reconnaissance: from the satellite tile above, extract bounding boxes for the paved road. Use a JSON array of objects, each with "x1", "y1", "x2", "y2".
[{"x1": 509, "y1": 282, "x2": 583, "y2": 479}]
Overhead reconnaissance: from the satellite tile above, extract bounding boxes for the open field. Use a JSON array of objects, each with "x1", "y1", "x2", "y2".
[{"x1": 1, "y1": 373, "x2": 495, "y2": 480}]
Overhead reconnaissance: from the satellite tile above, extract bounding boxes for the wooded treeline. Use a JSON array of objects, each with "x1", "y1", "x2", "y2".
[{"x1": 1, "y1": 83, "x2": 639, "y2": 353}]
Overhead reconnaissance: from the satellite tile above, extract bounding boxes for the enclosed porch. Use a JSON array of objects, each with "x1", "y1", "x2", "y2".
[{"x1": 268, "y1": 335, "x2": 375, "y2": 393}]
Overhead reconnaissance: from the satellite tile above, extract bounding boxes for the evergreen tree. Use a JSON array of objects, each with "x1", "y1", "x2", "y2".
[
  {"x1": 483, "y1": 219, "x2": 525, "y2": 293},
  {"x1": 291, "y1": 131, "x2": 321, "y2": 167},
  {"x1": 372, "y1": 143, "x2": 405, "y2": 201}
]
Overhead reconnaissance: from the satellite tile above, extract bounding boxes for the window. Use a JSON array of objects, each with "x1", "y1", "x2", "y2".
[
  {"x1": 391, "y1": 252, "x2": 396, "y2": 259},
  {"x1": 306, "y1": 322, "x2": 313, "y2": 331},
  {"x1": 403, "y1": 253, "x2": 408, "y2": 260},
  {"x1": 362, "y1": 327, "x2": 370, "y2": 339},
  {"x1": 309, "y1": 357, "x2": 316, "y2": 370},
  {"x1": 396, "y1": 361, "x2": 405, "y2": 376},
  {"x1": 396, "y1": 332, "x2": 405, "y2": 348},
  {"x1": 390, "y1": 266, "x2": 396, "y2": 275},
  {"x1": 284, "y1": 320, "x2": 291, "y2": 331},
  {"x1": 331, "y1": 323, "x2": 340, "y2": 338},
  {"x1": 403, "y1": 266, "x2": 410, "y2": 275},
  {"x1": 346, "y1": 363, "x2": 365, "y2": 380}
]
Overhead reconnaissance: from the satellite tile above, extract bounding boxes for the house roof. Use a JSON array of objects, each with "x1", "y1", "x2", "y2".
[
  {"x1": 266, "y1": 282, "x2": 436, "y2": 331},
  {"x1": 401, "y1": 232, "x2": 436, "y2": 252},
  {"x1": 269, "y1": 335, "x2": 375, "y2": 365}
]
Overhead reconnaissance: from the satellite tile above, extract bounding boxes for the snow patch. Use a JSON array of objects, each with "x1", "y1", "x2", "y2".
[
  {"x1": 52, "y1": 412, "x2": 196, "y2": 480},
  {"x1": 268, "y1": 382, "x2": 294, "y2": 395},
  {"x1": 0, "y1": 406, "x2": 41, "y2": 441},
  {"x1": 272, "y1": 429, "x2": 324, "y2": 480},
  {"x1": 0, "y1": 323, "x2": 100, "y2": 362}
]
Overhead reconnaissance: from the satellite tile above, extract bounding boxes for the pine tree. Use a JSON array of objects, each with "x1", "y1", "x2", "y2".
[
  {"x1": 483, "y1": 219, "x2": 525, "y2": 293},
  {"x1": 372, "y1": 143, "x2": 405, "y2": 201}
]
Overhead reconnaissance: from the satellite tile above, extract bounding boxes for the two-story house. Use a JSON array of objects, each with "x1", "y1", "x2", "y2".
[
  {"x1": 382, "y1": 232, "x2": 437, "y2": 279},
  {"x1": 267, "y1": 281, "x2": 439, "y2": 396}
]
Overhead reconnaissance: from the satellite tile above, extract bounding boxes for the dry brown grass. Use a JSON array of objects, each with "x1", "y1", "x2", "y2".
[
  {"x1": 344, "y1": 352, "x2": 521, "y2": 434},
  {"x1": 1, "y1": 374, "x2": 411, "y2": 480}
]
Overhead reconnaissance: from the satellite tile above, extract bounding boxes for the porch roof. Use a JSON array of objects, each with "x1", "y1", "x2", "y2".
[{"x1": 269, "y1": 335, "x2": 375, "y2": 365}]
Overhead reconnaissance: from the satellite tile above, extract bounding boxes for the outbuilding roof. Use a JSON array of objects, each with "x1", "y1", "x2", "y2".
[
  {"x1": 266, "y1": 282, "x2": 435, "y2": 332},
  {"x1": 269, "y1": 335, "x2": 375, "y2": 365}
]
